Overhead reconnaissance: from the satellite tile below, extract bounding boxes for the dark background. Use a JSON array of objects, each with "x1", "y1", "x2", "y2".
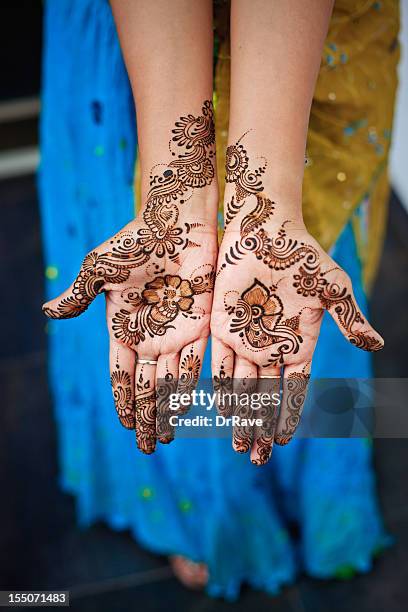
[{"x1": 0, "y1": 3, "x2": 407, "y2": 611}]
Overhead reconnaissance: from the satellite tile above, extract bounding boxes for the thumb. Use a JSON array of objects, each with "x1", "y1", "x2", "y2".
[
  {"x1": 322, "y1": 270, "x2": 384, "y2": 352},
  {"x1": 42, "y1": 251, "x2": 106, "y2": 319}
]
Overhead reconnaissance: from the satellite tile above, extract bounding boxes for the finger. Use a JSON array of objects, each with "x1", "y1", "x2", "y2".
[
  {"x1": 109, "y1": 339, "x2": 136, "y2": 429},
  {"x1": 176, "y1": 337, "x2": 207, "y2": 413},
  {"x1": 42, "y1": 251, "x2": 105, "y2": 319},
  {"x1": 135, "y1": 361, "x2": 157, "y2": 454},
  {"x1": 155, "y1": 353, "x2": 179, "y2": 444},
  {"x1": 231, "y1": 356, "x2": 257, "y2": 454},
  {"x1": 211, "y1": 337, "x2": 234, "y2": 417},
  {"x1": 321, "y1": 272, "x2": 384, "y2": 352},
  {"x1": 275, "y1": 363, "x2": 311, "y2": 446},
  {"x1": 250, "y1": 367, "x2": 281, "y2": 465}
]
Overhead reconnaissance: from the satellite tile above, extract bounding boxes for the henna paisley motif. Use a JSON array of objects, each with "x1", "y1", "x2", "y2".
[
  {"x1": 255, "y1": 226, "x2": 320, "y2": 272},
  {"x1": 112, "y1": 309, "x2": 147, "y2": 347},
  {"x1": 225, "y1": 137, "x2": 266, "y2": 203},
  {"x1": 144, "y1": 100, "x2": 215, "y2": 244},
  {"x1": 240, "y1": 195, "x2": 275, "y2": 237}
]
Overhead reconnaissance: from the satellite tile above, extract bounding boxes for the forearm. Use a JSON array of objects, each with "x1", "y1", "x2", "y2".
[
  {"x1": 110, "y1": 0, "x2": 218, "y2": 220},
  {"x1": 229, "y1": 0, "x2": 334, "y2": 218}
]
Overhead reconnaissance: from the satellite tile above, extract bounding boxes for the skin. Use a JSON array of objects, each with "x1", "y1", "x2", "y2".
[
  {"x1": 43, "y1": 100, "x2": 217, "y2": 453},
  {"x1": 42, "y1": 3, "x2": 384, "y2": 465},
  {"x1": 42, "y1": 0, "x2": 386, "y2": 589},
  {"x1": 212, "y1": 134, "x2": 384, "y2": 466},
  {"x1": 44, "y1": 0, "x2": 219, "y2": 455},
  {"x1": 211, "y1": 0, "x2": 383, "y2": 466}
]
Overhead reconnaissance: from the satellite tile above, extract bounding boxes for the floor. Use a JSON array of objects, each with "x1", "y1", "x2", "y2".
[{"x1": 0, "y1": 175, "x2": 407, "y2": 611}]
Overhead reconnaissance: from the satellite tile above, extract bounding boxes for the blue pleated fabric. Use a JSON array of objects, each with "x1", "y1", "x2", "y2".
[{"x1": 39, "y1": 0, "x2": 390, "y2": 600}]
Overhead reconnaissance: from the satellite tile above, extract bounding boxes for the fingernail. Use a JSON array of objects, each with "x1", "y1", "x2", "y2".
[
  {"x1": 119, "y1": 416, "x2": 135, "y2": 430},
  {"x1": 275, "y1": 435, "x2": 292, "y2": 446},
  {"x1": 137, "y1": 436, "x2": 156, "y2": 455},
  {"x1": 159, "y1": 436, "x2": 174, "y2": 445}
]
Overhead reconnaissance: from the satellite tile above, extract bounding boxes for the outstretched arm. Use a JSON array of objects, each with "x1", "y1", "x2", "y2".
[
  {"x1": 211, "y1": 0, "x2": 383, "y2": 465},
  {"x1": 43, "y1": 1, "x2": 218, "y2": 454}
]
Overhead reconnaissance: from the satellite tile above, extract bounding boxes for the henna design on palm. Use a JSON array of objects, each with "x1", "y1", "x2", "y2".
[
  {"x1": 212, "y1": 132, "x2": 384, "y2": 464},
  {"x1": 43, "y1": 101, "x2": 217, "y2": 454},
  {"x1": 226, "y1": 279, "x2": 303, "y2": 364},
  {"x1": 44, "y1": 101, "x2": 215, "y2": 321}
]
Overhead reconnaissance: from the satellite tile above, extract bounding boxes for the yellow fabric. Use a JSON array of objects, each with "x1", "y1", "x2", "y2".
[
  {"x1": 137, "y1": 0, "x2": 400, "y2": 290},
  {"x1": 306, "y1": 0, "x2": 399, "y2": 290}
]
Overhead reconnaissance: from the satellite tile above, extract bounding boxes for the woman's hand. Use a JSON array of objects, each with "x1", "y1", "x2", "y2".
[
  {"x1": 43, "y1": 216, "x2": 217, "y2": 453},
  {"x1": 211, "y1": 136, "x2": 384, "y2": 465},
  {"x1": 43, "y1": 100, "x2": 218, "y2": 454}
]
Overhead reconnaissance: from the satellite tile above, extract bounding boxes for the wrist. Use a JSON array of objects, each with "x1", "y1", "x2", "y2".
[
  {"x1": 223, "y1": 132, "x2": 305, "y2": 231},
  {"x1": 137, "y1": 184, "x2": 219, "y2": 233},
  {"x1": 223, "y1": 187, "x2": 304, "y2": 234}
]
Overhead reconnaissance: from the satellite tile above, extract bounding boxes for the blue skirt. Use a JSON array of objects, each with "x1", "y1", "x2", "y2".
[{"x1": 39, "y1": 0, "x2": 389, "y2": 600}]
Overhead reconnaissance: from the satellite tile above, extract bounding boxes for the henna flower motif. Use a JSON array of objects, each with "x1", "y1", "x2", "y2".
[
  {"x1": 230, "y1": 279, "x2": 284, "y2": 349},
  {"x1": 172, "y1": 102, "x2": 215, "y2": 149},
  {"x1": 213, "y1": 364, "x2": 232, "y2": 394},
  {"x1": 137, "y1": 226, "x2": 183, "y2": 258},
  {"x1": 293, "y1": 266, "x2": 326, "y2": 297},
  {"x1": 225, "y1": 143, "x2": 248, "y2": 182},
  {"x1": 142, "y1": 275, "x2": 194, "y2": 324},
  {"x1": 175, "y1": 158, "x2": 214, "y2": 188}
]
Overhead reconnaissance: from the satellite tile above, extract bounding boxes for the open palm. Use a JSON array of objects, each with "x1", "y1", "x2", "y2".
[
  {"x1": 211, "y1": 133, "x2": 384, "y2": 465},
  {"x1": 43, "y1": 100, "x2": 218, "y2": 454},
  {"x1": 43, "y1": 217, "x2": 217, "y2": 453}
]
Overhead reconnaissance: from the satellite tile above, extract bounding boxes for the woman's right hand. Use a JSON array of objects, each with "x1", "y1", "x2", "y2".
[
  {"x1": 44, "y1": 99, "x2": 219, "y2": 454},
  {"x1": 43, "y1": 214, "x2": 217, "y2": 454}
]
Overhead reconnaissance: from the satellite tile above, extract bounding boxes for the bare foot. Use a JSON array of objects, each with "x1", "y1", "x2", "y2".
[{"x1": 170, "y1": 555, "x2": 208, "y2": 589}]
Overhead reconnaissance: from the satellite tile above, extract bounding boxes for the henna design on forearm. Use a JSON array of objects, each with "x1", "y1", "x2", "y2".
[
  {"x1": 225, "y1": 134, "x2": 266, "y2": 208},
  {"x1": 140, "y1": 100, "x2": 215, "y2": 262},
  {"x1": 43, "y1": 101, "x2": 215, "y2": 321}
]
